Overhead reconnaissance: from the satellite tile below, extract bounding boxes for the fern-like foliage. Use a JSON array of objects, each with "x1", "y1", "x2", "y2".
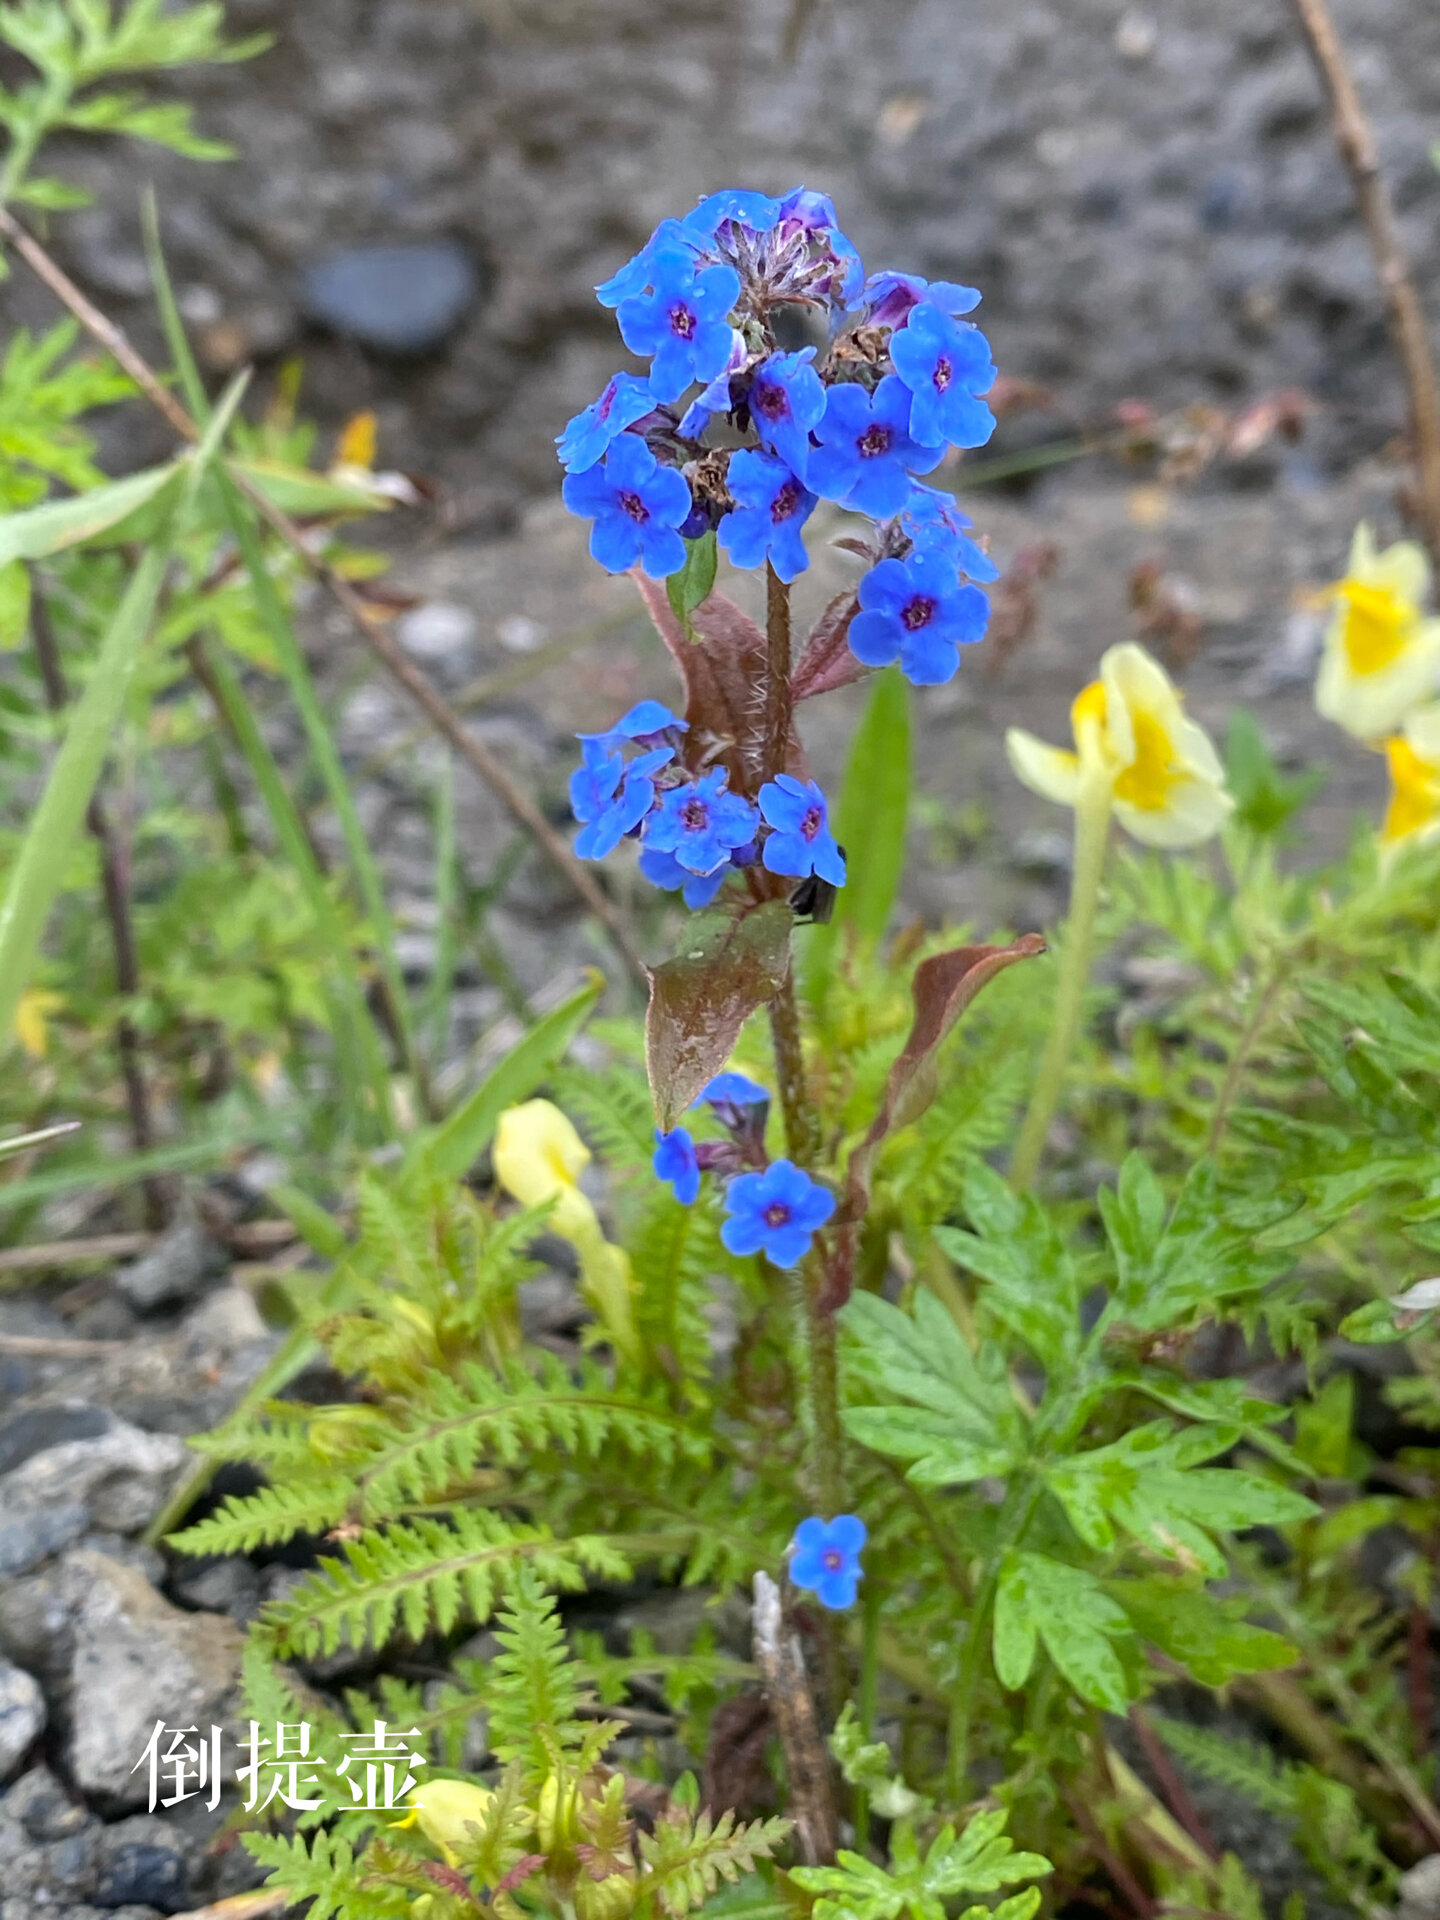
[
  {"x1": 638, "y1": 1809, "x2": 794, "y2": 1920},
  {"x1": 245, "y1": 1829, "x2": 407, "y2": 1920}
]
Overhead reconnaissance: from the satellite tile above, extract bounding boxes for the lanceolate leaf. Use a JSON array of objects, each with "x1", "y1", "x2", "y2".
[
  {"x1": 792, "y1": 588, "x2": 864, "y2": 700},
  {"x1": 646, "y1": 903, "x2": 793, "y2": 1130},
  {"x1": 666, "y1": 530, "x2": 718, "y2": 640},
  {"x1": 0, "y1": 459, "x2": 183, "y2": 562}
]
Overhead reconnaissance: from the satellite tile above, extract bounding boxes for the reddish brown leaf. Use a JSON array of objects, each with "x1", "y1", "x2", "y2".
[
  {"x1": 792, "y1": 589, "x2": 866, "y2": 702},
  {"x1": 824, "y1": 934, "x2": 1046, "y2": 1310},
  {"x1": 494, "y1": 1854, "x2": 547, "y2": 1896},
  {"x1": 421, "y1": 1860, "x2": 484, "y2": 1907},
  {"x1": 646, "y1": 901, "x2": 794, "y2": 1129},
  {"x1": 631, "y1": 573, "x2": 805, "y2": 794}
]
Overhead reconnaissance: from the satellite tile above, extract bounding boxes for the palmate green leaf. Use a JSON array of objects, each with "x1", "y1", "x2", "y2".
[
  {"x1": 936, "y1": 1159, "x2": 1085, "y2": 1372},
  {"x1": 993, "y1": 1551, "x2": 1132, "y2": 1712},
  {"x1": 791, "y1": 1807, "x2": 1049, "y2": 1920},
  {"x1": 1044, "y1": 1421, "x2": 1317, "y2": 1577},
  {"x1": 840, "y1": 1288, "x2": 1023, "y2": 1486},
  {"x1": 1107, "y1": 1576, "x2": 1298, "y2": 1686},
  {"x1": 1099, "y1": 1155, "x2": 1290, "y2": 1332}
]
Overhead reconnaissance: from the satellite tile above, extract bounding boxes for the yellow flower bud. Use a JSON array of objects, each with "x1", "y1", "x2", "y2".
[{"x1": 411, "y1": 1778, "x2": 494, "y2": 1865}]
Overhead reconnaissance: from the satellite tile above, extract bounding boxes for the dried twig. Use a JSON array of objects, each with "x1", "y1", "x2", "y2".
[
  {"x1": 751, "y1": 1571, "x2": 838, "y2": 1865},
  {"x1": 171, "y1": 1895, "x2": 290, "y2": 1920},
  {"x1": 0, "y1": 1332, "x2": 131, "y2": 1356},
  {"x1": 0, "y1": 1231, "x2": 151, "y2": 1274},
  {"x1": 0, "y1": 204, "x2": 649, "y2": 993},
  {"x1": 1288, "y1": 0, "x2": 1440, "y2": 555}
]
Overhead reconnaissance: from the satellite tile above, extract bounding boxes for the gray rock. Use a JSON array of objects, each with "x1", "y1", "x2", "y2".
[
  {"x1": 0, "y1": 1561, "x2": 79, "y2": 1686},
  {"x1": 15, "y1": 1769, "x2": 90, "y2": 1843},
  {"x1": 300, "y1": 241, "x2": 479, "y2": 354},
  {"x1": 168, "y1": 1556, "x2": 260, "y2": 1621},
  {"x1": 66, "y1": 1551, "x2": 243, "y2": 1807},
  {"x1": 96, "y1": 1816, "x2": 188, "y2": 1913},
  {"x1": 0, "y1": 1402, "x2": 112, "y2": 1477},
  {"x1": 0, "y1": 1422, "x2": 187, "y2": 1576},
  {"x1": 114, "y1": 1219, "x2": 216, "y2": 1314},
  {"x1": 0, "y1": 1663, "x2": 43, "y2": 1784},
  {"x1": 1399, "y1": 1855, "x2": 1440, "y2": 1920},
  {"x1": 0, "y1": 1764, "x2": 102, "y2": 1906}
]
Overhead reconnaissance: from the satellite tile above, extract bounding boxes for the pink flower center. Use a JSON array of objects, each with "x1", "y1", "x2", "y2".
[
  {"x1": 800, "y1": 806, "x2": 823, "y2": 841},
  {"x1": 669, "y1": 302, "x2": 697, "y2": 339},
  {"x1": 901, "y1": 594, "x2": 936, "y2": 630},
  {"x1": 755, "y1": 382, "x2": 788, "y2": 420},
  {"x1": 681, "y1": 799, "x2": 709, "y2": 830},
  {"x1": 858, "y1": 424, "x2": 893, "y2": 459},
  {"x1": 933, "y1": 355, "x2": 953, "y2": 394},
  {"x1": 771, "y1": 478, "x2": 803, "y2": 523},
  {"x1": 597, "y1": 380, "x2": 617, "y2": 421},
  {"x1": 619, "y1": 490, "x2": 651, "y2": 524},
  {"x1": 763, "y1": 1202, "x2": 791, "y2": 1228},
  {"x1": 822, "y1": 1548, "x2": 843, "y2": 1571}
]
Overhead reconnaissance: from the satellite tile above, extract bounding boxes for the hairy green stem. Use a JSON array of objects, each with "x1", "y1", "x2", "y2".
[{"x1": 1010, "y1": 782, "x2": 1113, "y2": 1190}]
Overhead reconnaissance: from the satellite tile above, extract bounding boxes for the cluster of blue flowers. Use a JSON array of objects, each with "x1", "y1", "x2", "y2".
[
  {"x1": 652, "y1": 1072, "x2": 836, "y2": 1271},
  {"x1": 571, "y1": 699, "x2": 847, "y2": 910},
  {"x1": 557, "y1": 185, "x2": 1000, "y2": 690}
]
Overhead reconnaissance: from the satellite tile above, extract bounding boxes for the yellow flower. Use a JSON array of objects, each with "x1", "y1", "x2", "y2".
[
  {"x1": 493, "y1": 1100, "x2": 638, "y2": 1361},
  {"x1": 1004, "y1": 641, "x2": 1233, "y2": 847},
  {"x1": 1316, "y1": 523, "x2": 1440, "y2": 740},
  {"x1": 13, "y1": 989, "x2": 63, "y2": 1059},
  {"x1": 1379, "y1": 703, "x2": 1440, "y2": 850},
  {"x1": 404, "y1": 1778, "x2": 495, "y2": 1865}
]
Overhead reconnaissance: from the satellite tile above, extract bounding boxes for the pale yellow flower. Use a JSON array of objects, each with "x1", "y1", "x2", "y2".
[
  {"x1": 13, "y1": 989, "x2": 63, "y2": 1060},
  {"x1": 1316, "y1": 523, "x2": 1440, "y2": 740},
  {"x1": 493, "y1": 1100, "x2": 637, "y2": 1361},
  {"x1": 404, "y1": 1778, "x2": 494, "y2": 1865},
  {"x1": 1379, "y1": 703, "x2": 1440, "y2": 850},
  {"x1": 1005, "y1": 641, "x2": 1233, "y2": 848}
]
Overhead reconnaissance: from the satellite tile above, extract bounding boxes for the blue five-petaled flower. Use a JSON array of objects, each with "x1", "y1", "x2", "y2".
[
  {"x1": 561, "y1": 435, "x2": 692, "y2": 580},
  {"x1": 618, "y1": 253, "x2": 743, "y2": 404},
  {"x1": 805, "y1": 374, "x2": 944, "y2": 519},
  {"x1": 570, "y1": 740, "x2": 673, "y2": 861},
  {"x1": 645, "y1": 769, "x2": 760, "y2": 876},
  {"x1": 790, "y1": 1514, "x2": 867, "y2": 1611},
  {"x1": 758, "y1": 775, "x2": 847, "y2": 885},
  {"x1": 721, "y1": 1159, "x2": 835, "y2": 1268},
  {"x1": 653, "y1": 1128, "x2": 701, "y2": 1206},
  {"x1": 889, "y1": 304, "x2": 997, "y2": 451},
  {"x1": 718, "y1": 450, "x2": 817, "y2": 584},
  {"x1": 850, "y1": 548, "x2": 990, "y2": 686},
  {"x1": 747, "y1": 350, "x2": 826, "y2": 478},
  {"x1": 638, "y1": 846, "x2": 729, "y2": 909},
  {"x1": 555, "y1": 373, "x2": 656, "y2": 474}
]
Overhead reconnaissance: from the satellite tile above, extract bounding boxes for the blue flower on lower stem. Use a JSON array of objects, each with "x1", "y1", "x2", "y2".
[
  {"x1": 618, "y1": 252, "x2": 743, "y2": 404},
  {"x1": 790, "y1": 1514, "x2": 867, "y2": 1611},
  {"x1": 747, "y1": 350, "x2": 826, "y2": 477},
  {"x1": 562, "y1": 435, "x2": 692, "y2": 579},
  {"x1": 721, "y1": 1160, "x2": 835, "y2": 1268},
  {"x1": 889, "y1": 304, "x2": 997, "y2": 451},
  {"x1": 758, "y1": 775, "x2": 847, "y2": 886},
  {"x1": 849, "y1": 549, "x2": 990, "y2": 686},
  {"x1": 570, "y1": 741, "x2": 671, "y2": 860},
  {"x1": 864, "y1": 271, "x2": 982, "y2": 330},
  {"x1": 805, "y1": 374, "x2": 944, "y2": 519},
  {"x1": 697, "y1": 1072, "x2": 769, "y2": 1109},
  {"x1": 718, "y1": 450, "x2": 816, "y2": 584},
  {"x1": 645, "y1": 769, "x2": 760, "y2": 875},
  {"x1": 638, "y1": 845, "x2": 728, "y2": 909},
  {"x1": 900, "y1": 486, "x2": 1000, "y2": 583},
  {"x1": 653, "y1": 1127, "x2": 701, "y2": 1205},
  {"x1": 556, "y1": 373, "x2": 656, "y2": 474}
]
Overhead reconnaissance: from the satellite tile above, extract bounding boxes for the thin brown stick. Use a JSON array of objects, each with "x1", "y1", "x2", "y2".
[
  {"x1": 0, "y1": 1332, "x2": 131, "y2": 1356},
  {"x1": 29, "y1": 588, "x2": 169, "y2": 1223},
  {"x1": 0, "y1": 1231, "x2": 152, "y2": 1274},
  {"x1": 0, "y1": 205, "x2": 649, "y2": 993},
  {"x1": 1288, "y1": 0, "x2": 1440, "y2": 555},
  {"x1": 1128, "y1": 1708, "x2": 1221, "y2": 1864},
  {"x1": 752, "y1": 1571, "x2": 838, "y2": 1865}
]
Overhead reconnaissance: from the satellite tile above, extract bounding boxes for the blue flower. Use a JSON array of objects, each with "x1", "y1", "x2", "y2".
[
  {"x1": 618, "y1": 253, "x2": 743, "y2": 404},
  {"x1": 562, "y1": 435, "x2": 693, "y2": 579},
  {"x1": 684, "y1": 189, "x2": 783, "y2": 243},
  {"x1": 805, "y1": 374, "x2": 944, "y2": 518},
  {"x1": 889, "y1": 304, "x2": 996, "y2": 451},
  {"x1": 747, "y1": 350, "x2": 826, "y2": 476},
  {"x1": 718, "y1": 450, "x2": 817, "y2": 584},
  {"x1": 581, "y1": 699, "x2": 687, "y2": 749},
  {"x1": 758, "y1": 774, "x2": 847, "y2": 885},
  {"x1": 679, "y1": 332, "x2": 748, "y2": 438},
  {"x1": 645, "y1": 768, "x2": 760, "y2": 875},
  {"x1": 638, "y1": 846, "x2": 728, "y2": 909},
  {"x1": 790, "y1": 1514, "x2": 867, "y2": 1610},
  {"x1": 849, "y1": 549, "x2": 990, "y2": 686},
  {"x1": 570, "y1": 739, "x2": 672, "y2": 861},
  {"x1": 653, "y1": 1127, "x2": 701, "y2": 1205},
  {"x1": 721, "y1": 1159, "x2": 835, "y2": 1268},
  {"x1": 556, "y1": 373, "x2": 656, "y2": 474},
  {"x1": 697, "y1": 1072, "x2": 769, "y2": 1109},
  {"x1": 864, "y1": 271, "x2": 982, "y2": 329},
  {"x1": 900, "y1": 486, "x2": 1001, "y2": 582},
  {"x1": 776, "y1": 188, "x2": 865, "y2": 302},
  {"x1": 594, "y1": 218, "x2": 690, "y2": 308}
]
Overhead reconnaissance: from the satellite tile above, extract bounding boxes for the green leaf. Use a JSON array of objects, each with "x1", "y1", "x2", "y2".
[
  {"x1": 0, "y1": 559, "x2": 30, "y2": 648},
  {"x1": 418, "y1": 972, "x2": 604, "y2": 1181},
  {"x1": 1223, "y1": 709, "x2": 1324, "y2": 838},
  {"x1": 0, "y1": 460, "x2": 183, "y2": 563},
  {"x1": 11, "y1": 176, "x2": 92, "y2": 210},
  {"x1": 936, "y1": 1161, "x2": 1083, "y2": 1373},
  {"x1": 806, "y1": 665, "x2": 910, "y2": 1003},
  {"x1": 993, "y1": 1551, "x2": 1132, "y2": 1711},
  {"x1": 840, "y1": 1289, "x2": 1023, "y2": 1485},
  {"x1": 1109, "y1": 1577, "x2": 1298, "y2": 1686},
  {"x1": 666, "y1": 531, "x2": 718, "y2": 641},
  {"x1": 1339, "y1": 1295, "x2": 1439, "y2": 1345}
]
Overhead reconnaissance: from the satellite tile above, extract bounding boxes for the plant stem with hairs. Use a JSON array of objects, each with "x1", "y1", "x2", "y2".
[{"x1": 1010, "y1": 779, "x2": 1112, "y2": 1190}]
